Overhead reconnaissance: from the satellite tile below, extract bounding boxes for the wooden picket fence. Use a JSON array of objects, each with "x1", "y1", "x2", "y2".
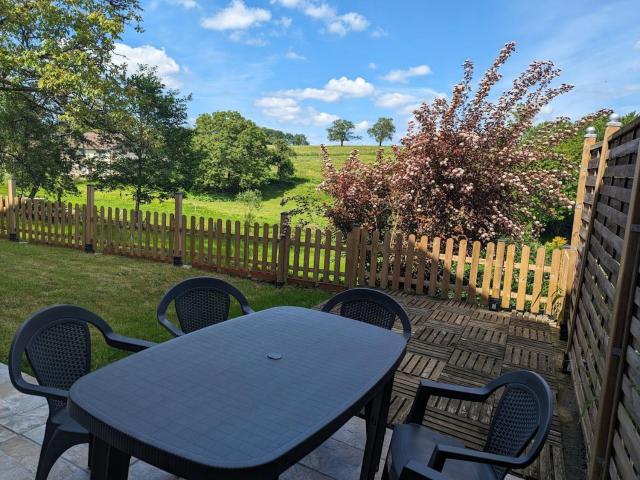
[{"x1": 0, "y1": 185, "x2": 574, "y2": 316}]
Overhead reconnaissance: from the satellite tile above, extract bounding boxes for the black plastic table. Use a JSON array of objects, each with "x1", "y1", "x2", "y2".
[{"x1": 68, "y1": 306, "x2": 407, "y2": 480}]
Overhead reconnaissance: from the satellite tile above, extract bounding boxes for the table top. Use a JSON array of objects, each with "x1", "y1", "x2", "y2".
[{"x1": 69, "y1": 306, "x2": 406, "y2": 478}]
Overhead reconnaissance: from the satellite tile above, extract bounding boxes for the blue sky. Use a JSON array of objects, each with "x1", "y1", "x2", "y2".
[{"x1": 115, "y1": 0, "x2": 640, "y2": 144}]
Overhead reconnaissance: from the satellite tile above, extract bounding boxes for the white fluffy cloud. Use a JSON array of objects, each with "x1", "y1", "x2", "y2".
[
  {"x1": 201, "y1": 0, "x2": 271, "y2": 30},
  {"x1": 382, "y1": 65, "x2": 432, "y2": 83},
  {"x1": 271, "y1": 0, "x2": 369, "y2": 36},
  {"x1": 354, "y1": 120, "x2": 369, "y2": 131},
  {"x1": 285, "y1": 51, "x2": 306, "y2": 60},
  {"x1": 375, "y1": 92, "x2": 417, "y2": 108},
  {"x1": 279, "y1": 76, "x2": 375, "y2": 102},
  {"x1": 325, "y1": 76, "x2": 374, "y2": 97},
  {"x1": 635, "y1": 40, "x2": 640, "y2": 49},
  {"x1": 112, "y1": 43, "x2": 182, "y2": 88},
  {"x1": 255, "y1": 96, "x2": 337, "y2": 126},
  {"x1": 368, "y1": 62, "x2": 378, "y2": 70}
]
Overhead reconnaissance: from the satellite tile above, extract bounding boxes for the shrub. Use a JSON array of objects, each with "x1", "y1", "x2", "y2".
[
  {"x1": 235, "y1": 189, "x2": 262, "y2": 224},
  {"x1": 321, "y1": 42, "x2": 604, "y2": 242}
]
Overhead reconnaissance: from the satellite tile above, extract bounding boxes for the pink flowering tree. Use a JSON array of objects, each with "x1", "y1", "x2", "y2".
[{"x1": 321, "y1": 42, "x2": 604, "y2": 242}]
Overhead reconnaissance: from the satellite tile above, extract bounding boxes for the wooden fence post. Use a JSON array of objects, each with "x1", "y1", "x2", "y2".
[
  {"x1": 565, "y1": 115, "x2": 621, "y2": 354},
  {"x1": 345, "y1": 225, "x2": 361, "y2": 288},
  {"x1": 173, "y1": 192, "x2": 183, "y2": 266},
  {"x1": 588, "y1": 117, "x2": 640, "y2": 480},
  {"x1": 558, "y1": 245, "x2": 577, "y2": 340},
  {"x1": 84, "y1": 184, "x2": 95, "y2": 252},
  {"x1": 7, "y1": 177, "x2": 17, "y2": 241},
  {"x1": 276, "y1": 211, "x2": 290, "y2": 287},
  {"x1": 570, "y1": 127, "x2": 597, "y2": 248}
]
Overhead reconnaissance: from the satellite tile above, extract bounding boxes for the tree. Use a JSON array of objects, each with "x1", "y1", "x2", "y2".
[
  {"x1": 327, "y1": 120, "x2": 360, "y2": 146},
  {"x1": 88, "y1": 67, "x2": 196, "y2": 212},
  {"x1": 321, "y1": 42, "x2": 593, "y2": 242},
  {"x1": 194, "y1": 111, "x2": 271, "y2": 193},
  {"x1": 0, "y1": 92, "x2": 80, "y2": 199},
  {"x1": 285, "y1": 133, "x2": 309, "y2": 145},
  {"x1": 269, "y1": 139, "x2": 296, "y2": 179},
  {"x1": 0, "y1": 0, "x2": 140, "y2": 124},
  {"x1": 367, "y1": 118, "x2": 395, "y2": 146}
]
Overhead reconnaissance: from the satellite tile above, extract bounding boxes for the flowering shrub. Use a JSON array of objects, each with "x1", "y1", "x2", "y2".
[{"x1": 320, "y1": 42, "x2": 606, "y2": 242}]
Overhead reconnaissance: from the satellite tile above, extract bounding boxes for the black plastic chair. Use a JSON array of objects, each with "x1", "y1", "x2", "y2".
[
  {"x1": 8, "y1": 305, "x2": 155, "y2": 480},
  {"x1": 321, "y1": 288, "x2": 412, "y2": 340},
  {"x1": 383, "y1": 370, "x2": 553, "y2": 480},
  {"x1": 157, "y1": 276, "x2": 254, "y2": 336}
]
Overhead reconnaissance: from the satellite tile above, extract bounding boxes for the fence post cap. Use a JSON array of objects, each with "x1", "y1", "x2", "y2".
[
  {"x1": 584, "y1": 126, "x2": 597, "y2": 138},
  {"x1": 607, "y1": 112, "x2": 621, "y2": 126}
]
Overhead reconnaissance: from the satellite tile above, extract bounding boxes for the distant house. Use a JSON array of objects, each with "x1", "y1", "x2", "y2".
[{"x1": 72, "y1": 132, "x2": 115, "y2": 177}]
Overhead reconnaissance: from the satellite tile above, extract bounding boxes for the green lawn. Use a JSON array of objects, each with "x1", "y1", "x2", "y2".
[
  {"x1": 0, "y1": 239, "x2": 331, "y2": 369},
  {"x1": 0, "y1": 145, "x2": 390, "y2": 228}
]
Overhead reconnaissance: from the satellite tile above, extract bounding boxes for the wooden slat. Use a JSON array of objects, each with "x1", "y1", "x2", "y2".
[{"x1": 516, "y1": 245, "x2": 531, "y2": 311}]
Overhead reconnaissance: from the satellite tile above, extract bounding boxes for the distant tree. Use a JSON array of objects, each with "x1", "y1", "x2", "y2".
[
  {"x1": 235, "y1": 189, "x2": 262, "y2": 224},
  {"x1": 261, "y1": 127, "x2": 287, "y2": 144},
  {"x1": 270, "y1": 139, "x2": 296, "y2": 179},
  {"x1": 367, "y1": 117, "x2": 396, "y2": 146},
  {"x1": 89, "y1": 67, "x2": 196, "y2": 212},
  {"x1": 327, "y1": 120, "x2": 360, "y2": 146},
  {"x1": 194, "y1": 111, "x2": 271, "y2": 192},
  {"x1": 0, "y1": 92, "x2": 80, "y2": 199},
  {"x1": 285, "y1": 133, "x2": 309, "y2": 145}
]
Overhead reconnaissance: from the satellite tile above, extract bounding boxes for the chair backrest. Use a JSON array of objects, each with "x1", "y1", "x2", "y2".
[
  {"x1": 9, "y1": 305, "x2": 115, "y2": 414},
  {"x1": 157, "y1": 277, "x2": 252, "y2": 335},
  {"x1": 483, "y1": 371, "x2": 553, "y2": 479},
  {"x1": 321, "y1": 288, "x2": 412, "y2": 340}
]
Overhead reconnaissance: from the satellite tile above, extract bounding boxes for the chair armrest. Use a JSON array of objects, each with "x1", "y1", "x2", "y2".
[
  {"x1": 242, "y1": 305, "x2": 255, "y2": 315},
  {"x1": 406, "y1": 380, "x2": 493, "y2": 423},
  {"x1": 429, "y1": 444, "x2": 527, "y2": 471},
  {"x1": 10, "y1": 373, "x2": 69, "y2": 402},
  {"x1": 105, "y1": 332, "x2": 156, "y2": 352},
  {"x1": 399, "y1": 460, "x2": 451, "y2": 480},
  {"x1": 157, "y1": 313, "x2": 184, "y2": 337}
]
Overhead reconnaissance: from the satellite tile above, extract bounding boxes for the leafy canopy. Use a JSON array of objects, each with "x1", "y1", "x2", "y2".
[
  {"x1": 193, "y1": 111, "x2": 271, "y2": 193},
  {"x1": 88, "y1": 67, "x2": 196, "y2": 211},
  {"x1": 367, "y1": 117, "x2": 395, "y2": 146},
  {"x1": 327, "y1": 119, "x2": 360, "y2": 146}
]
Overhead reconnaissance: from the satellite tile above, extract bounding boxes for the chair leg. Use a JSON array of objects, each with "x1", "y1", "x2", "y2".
[
  {"x1": 35, "y1": 426, "x2": 88, "y2": 480},
  {"x1": 88, "y1": 435, "x2": 94, "y2": 470}
]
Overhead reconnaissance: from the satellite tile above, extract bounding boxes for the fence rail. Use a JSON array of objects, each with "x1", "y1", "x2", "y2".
[{"x1": 0, "y1": 184, "x2": 573, "y2": 316}]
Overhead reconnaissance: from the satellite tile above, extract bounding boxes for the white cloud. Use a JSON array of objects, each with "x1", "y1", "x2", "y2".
[
  {"x1": 112, "y1": 43, "x2": 182, "y2": 88},
  {"x1": 368, "y1": 62, "x2": 378, "y2": 70},
  {"x1": 285, "y1": 51, "x2": 306, "y2": 60},
  {"x1": 382, "y1": 65, "x2": 432, "y2": 83},
  {"x1": 255, "y1": 96, "x2": 337, "y2": 126},
  {"x1": 229, "y1": 30, "x2": 268, "y2": 46},
  {"x1": 371, "y1": 27, "x2": 388, "y2": 38},
  {"x1": 327, "y1": 12, "x2": 369, "y2": 37},
  {"x1": 278, "y1": 76, "x2": 374, "y2": 102},
  {"x1": 278, "y1": 16, "x2": 293, "y2": 28},
  {"x1": 271, "y1": 0, "x2": 370, "y2": 36},
  {"x1": 635, "y1": 40, "x2": 640, "y2": 50},
  {"x1": 375, "y1": 92, "x2": 417, "y2": 108},
  {"x1": 201, "y1": 0, "x2": 271, "y2": 30},
  {"x1": 325, "y1": 76, "x2": 374, "y2": 97},
  {"x1": 167, "y1": 0, "x2": 199, "y2": 8},
  {"x1": 354, "y1": 120, "x2": 369, "y2": 131}
]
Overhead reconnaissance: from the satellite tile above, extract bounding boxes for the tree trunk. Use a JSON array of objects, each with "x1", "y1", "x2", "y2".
[
  {"x1": 340, "y1": 139, "x2": 344, "y2": 146},
  {"x1": 378, "y1": 140, "x2": 382, "y2": 147},
  {"x1": 28, "y1": 186, "x2": 38, "y2": 199}
]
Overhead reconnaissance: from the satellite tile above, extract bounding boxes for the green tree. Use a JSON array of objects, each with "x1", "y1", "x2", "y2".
[
  {"x1": 235, "y1": 189, "x2": 262, "y2": 224},
  {"x1": 0, "y1": 92, "x2": 80, "y2": 199},
  {"x1": 270, "y1": 139, "x2": 296, "y2": 179},
  {"x1": 0, "y1": 0, "x2": 141, "y2": 125},
  {"x1": 285, "y1": 133, "x2": 309, "y2": 145},
  {"x1": 327, "y1": 119, "x2": 360, "y2": 146},
  {"x1": 194, "y1": 111, "x2": 271, "y2": 192},
  {"x1": 367, "y1": 117, "x2": 395, "y2": 146},
  {"x1": 89, "y1": 67, "x2": 196, "y2": 212}
]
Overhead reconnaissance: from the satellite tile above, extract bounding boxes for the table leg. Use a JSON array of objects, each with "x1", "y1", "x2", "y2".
[
  {"x1": 360, "y1": 378, "x2": 393, "y2": 480},
  {"x1": 90, "y1": 437, "x2": 130, "y2": 480}
]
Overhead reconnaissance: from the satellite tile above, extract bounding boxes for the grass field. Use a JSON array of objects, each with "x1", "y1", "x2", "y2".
[
  {"x1": 0, "y1": 240, "x2": 331, "y2": 369},
  {"x1": 0, "y1": 145, "x2": 390, "y2": 227}
]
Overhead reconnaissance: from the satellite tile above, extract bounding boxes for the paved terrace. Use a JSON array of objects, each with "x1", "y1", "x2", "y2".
[{"x1": 0, "y1": 293, "x2": 572, "y2": 479}]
